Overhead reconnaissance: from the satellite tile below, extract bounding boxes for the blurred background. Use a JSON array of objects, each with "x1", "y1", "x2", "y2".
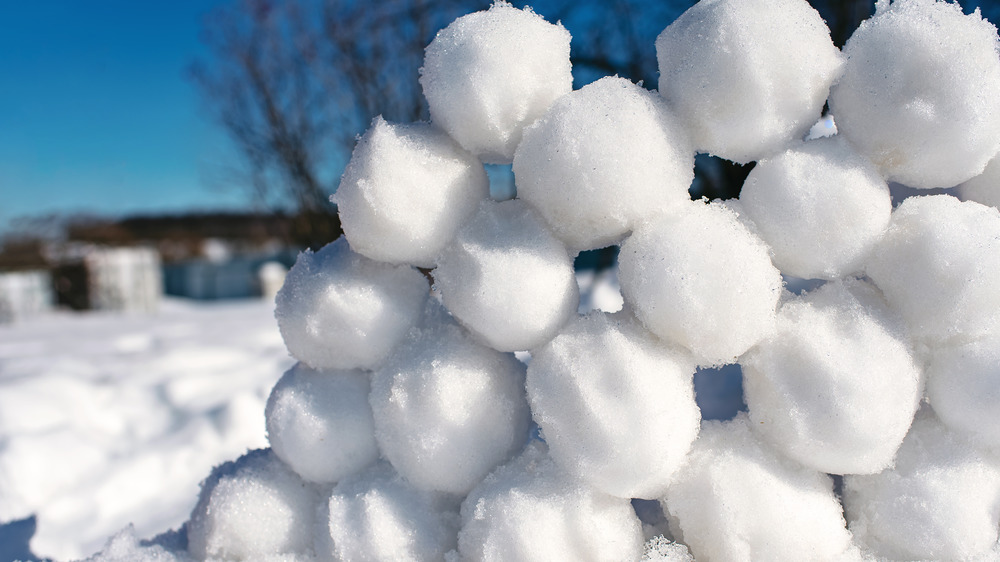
[{"x1": 1, "y1": 0, "x2": 999, "y2": 560}]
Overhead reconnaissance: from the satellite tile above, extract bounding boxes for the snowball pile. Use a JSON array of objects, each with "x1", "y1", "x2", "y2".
[{"x1": 91, "y1": 0, "x2": 1000, "y2": 560}]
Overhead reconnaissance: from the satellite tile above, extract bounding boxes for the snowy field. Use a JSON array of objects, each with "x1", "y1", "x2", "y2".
[{"x1": 0, "y1": 298, "x2": 294, "y2": 560}]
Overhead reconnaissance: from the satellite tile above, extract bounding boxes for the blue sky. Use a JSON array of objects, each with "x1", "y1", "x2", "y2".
[{"x1": 0, "y1": 1, "x2": 249, "y2": 235}]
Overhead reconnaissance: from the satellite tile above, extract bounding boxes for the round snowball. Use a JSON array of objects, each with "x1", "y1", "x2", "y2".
[
  {"x1": 958, "y1": 154, "x2": 1000, "y2": 209},
  {"x1": 619, "y1": 200, "x2": 782, "y2": 366},
  {"x1": 655, "y1": 0, "x2": 843, "y2": 163},
  {"x1": 864, "y1": 195, "x2": 1000, "y2": 344},
  {"x1": 742, "y1": 280, "x2": 922, "y2": 475},
  {"x1": 434, "y1": 199, "x2": 578, "y2": 352},
  {"x1": 739, "y1": 137, "x2": 891, "y2": 279},
  {"x1": 275, "y1": 238, "x2": 429, "y2": 370},
  {"x1": 265, "y1": 363, "x2": 378, "y2": 484},
  {"x1": 457, "y1": 442, "x2": 644, "y2": 561},
  {"x1": 829, "y1": 0, "x2": 1000, "y2": 188},
  {"x1": 370, "y1": 317, "x2": 531, "y2": 495},
  {"x1": 333, "y1": 117, "x2": 488, "y2": 267},
  {"x1": 526, "y1": 312, "x2": 700, "y2": 499},
  {"x1": 664, "y1": 414, "x2": 854, "y2": 561},
  {"x1": 513, "y1": 76, "x2": 694, "y2": 252},
  {"x1": 420, "y1": 2, "x2": 572, "y2": 163},
  {"x1": 187, "y1": 449, "x2": 319, "y2": 561},
  {"x1": 318, "y1": 463, "x2": 459, "y2": 562},
  {"x1": 844, "y1": 409, "x2": 1000, "y2": 561},
  {"x1": 927, "y1": 333, "x2": 1000, "y2": 448}
]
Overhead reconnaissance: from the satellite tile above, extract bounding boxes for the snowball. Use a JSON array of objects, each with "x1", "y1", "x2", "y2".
[
  {"x1": 619, "y1": 200, "x2": 782, "y2": 366},
  {"x1": 829, "y1": 0, "x2": 1000, "y2": 188},
  {"x1": 333, "y1": 117, "x2": 489, "y2": 267},
  {"x1": 926, "y1": 332, "x2": 1000, "y2": 448},
  {"x1": 742, "y1": 279, "x2": 922, "y2": 474},
  {"x1": 318, "y1": 463, "x2": 460, "y2": 562},
  {"x1": 369, "y1": 315, "x2": 532, "y2": 495},
  {"x1": 265, "y1": 363, "x2": 378, "y2": 484},
  {"x1": 864, "y1": 195, "x2": 1000, "y2": 344},
  {"x1": 663, "y1": 414, "x2": 854, "y2": 561},
  {"x1": 420, "y1": 2, "x2": 572, "y2": 163},
  {"x1": 655, "y1": 0, "x2": 843, "y2": 163},
  {"x1": 844, "y1": 408, "x2": 1000, "y2": 560},
  {"x1": 739, "y1": 137, "x2": 892, "y2": 279},
  {"x1": 275, "y1": 238, "x2": 429, "y2": 370},
  {"x1": 434, "y1": 199, "x2": 578, "y2": 351},
  {"x1": 513, "y1": 76, "x2": 694, "y2": 252},
  {"x1": 187, "y1": 449, "x2": 319, "y2": 561},
  {"x1": 958, "y1": 153, "x2": 1000, "y2": 208},
  {"x1": 526, "y1": 312, "x2": 700, "y2": 499},
  {"x1": 456, "y1": 441, "x2": 644, "y2": 561}
]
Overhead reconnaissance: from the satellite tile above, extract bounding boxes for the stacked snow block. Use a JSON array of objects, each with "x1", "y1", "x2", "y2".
[{"x1": 101, "y1": 0, "x2": 1000, "y2": 560}]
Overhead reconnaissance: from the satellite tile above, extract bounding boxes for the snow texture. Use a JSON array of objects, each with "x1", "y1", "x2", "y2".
[
  {"x1": 420, "y1": 2, "x2": 572, "y2": 164},
  {"x1": 369, "y1": 308, "x2": 532, "y2": 495},
  {"x1": 526, "y1": 311, "x2": 700, "y2": 499},
  {"x1": 619, "y1": 200, "x2": 782, "y2": 366},
  {"x1": 434, "y1": 199, "x2": 577, "y2": 352},
  {"x1": 265, "y1": 363, "x2": 378, "y2": 484},
  {"x1": 655, "y1": 0, "x2": 843, "y2": 163},
  {"x1": 513, "y1": 76, "x2": 694, "y2": 253},
  {"x1": 455, "y1": 441, "x2": 644, "y2": 561},
  {"x1": 334, "y1": 117, "x2": 489, "y2": 268},
  {"x1": 742, "y1": 279, "x2": 922, "y2": 474},
  {"x1": 275, "y1": 238, "x2": 429, "y2": 370},
  {"x1": 739, "y1": 136, "x2": 891, "y2": 280},
  {"x1": 830, "y1": 0, "x2": 1000, "y2": 188}
]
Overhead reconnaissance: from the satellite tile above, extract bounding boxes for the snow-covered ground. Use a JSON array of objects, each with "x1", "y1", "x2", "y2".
[{"x1": 0, "y1": 298, "x2": 294, "y2": 561}]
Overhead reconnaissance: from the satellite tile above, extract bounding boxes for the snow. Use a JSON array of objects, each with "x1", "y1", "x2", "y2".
[
  {"x1": 0, "y1": 298, "x2": 293, "y2": 560},
  {"x1": 16, "y1": 0, "x2": 1000, "y2": 559}
]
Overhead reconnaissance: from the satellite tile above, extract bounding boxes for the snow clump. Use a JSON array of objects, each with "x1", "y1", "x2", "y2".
[
  {"x1": 333, "y1": 117, "x2": 489, "y2": 268},
  {"x1": 513, "y1": 76, "x2": 694, "y2": 253},
  {"x1": 274, "y1": 238, "x2": 428, "y2": 370},
  {"x1": 85, "y1": 0, "x2": 1000, "y2": 560},
  {"x1": 420, "y1": 1, "x2": 572, "y2": 163},
  {"x1": 655, "y1": 0, "x2": 843, "y2": 163},
  {"x1": 829, "y1": 0, "x2": 1000, "y2": 188}
]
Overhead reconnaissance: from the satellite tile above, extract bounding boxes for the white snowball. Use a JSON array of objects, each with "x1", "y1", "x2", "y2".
[
  {"x1": 619, "y1": 200, "x2": 782, "y2": 366},
  {"x1": 434, "y1": 199, "x2": 578, "y2": 351},
  {"x1": 526, "y1": 312, "x2": 700, "y2": 499},
  {"x1": 655, "y1": 0, "x2": 843, "y2": 163},
  {"x1": 456, "y1": 441, "x2": 644, "y2": 561},
  {"x1": 663, "y1": 414, "x2": 854, "y2": 561},
  {"x1": 927, "y1": 332, "x2": 1000, "y2": 448},
  {"x1": 513, "y1": 76, "x2": 694, "y2": 252},
  {"x1": 369, "y1": 315, "x2": 532, "y2": 495},
  {"x1": 318, "y1": 463, "x2": 459, "y2": 562},
  {"x1": 739, "y1": 137, "x2": 892, "y2": 280},
  {"x1": 829, "y1": 0, "x2": 1000, "y2": 188},
  {"x1": 187, "y1": 449, "x2": 319, "y2": 561},
  {"x1": 864, "y1": 195, "x2": 1000, "y2": 344},
  {"x1": 275, "y1": 238, "x2": 429, "y2": 370},
  {"x1": 333, "y1": 117, "x2": 489, "y2": 267},
  {"x1": 420, "y1": 2, "x2": 572, "y2": 164},
  {"x1": 844, "y1": 409, "x2": 1000, "y2": 561},
  {"x1": 958, "y1": 153, "x2": 1000, "y2": 208},
  {"x1": 265, "y1": 363, "x2": 378, "y2": 484},
  {"x1": 742, "y1": 280, "x2": 922, "y2": 475}
]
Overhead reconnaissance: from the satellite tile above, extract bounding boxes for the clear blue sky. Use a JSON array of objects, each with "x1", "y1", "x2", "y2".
[{"x1": 0, "y1": 0, "x2": 250, "y2": 235}]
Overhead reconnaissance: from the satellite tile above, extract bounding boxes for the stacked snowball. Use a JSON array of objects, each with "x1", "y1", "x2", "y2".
[{"x1": 92, "y1": 0, "x2": 1000, "y2": 560}]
